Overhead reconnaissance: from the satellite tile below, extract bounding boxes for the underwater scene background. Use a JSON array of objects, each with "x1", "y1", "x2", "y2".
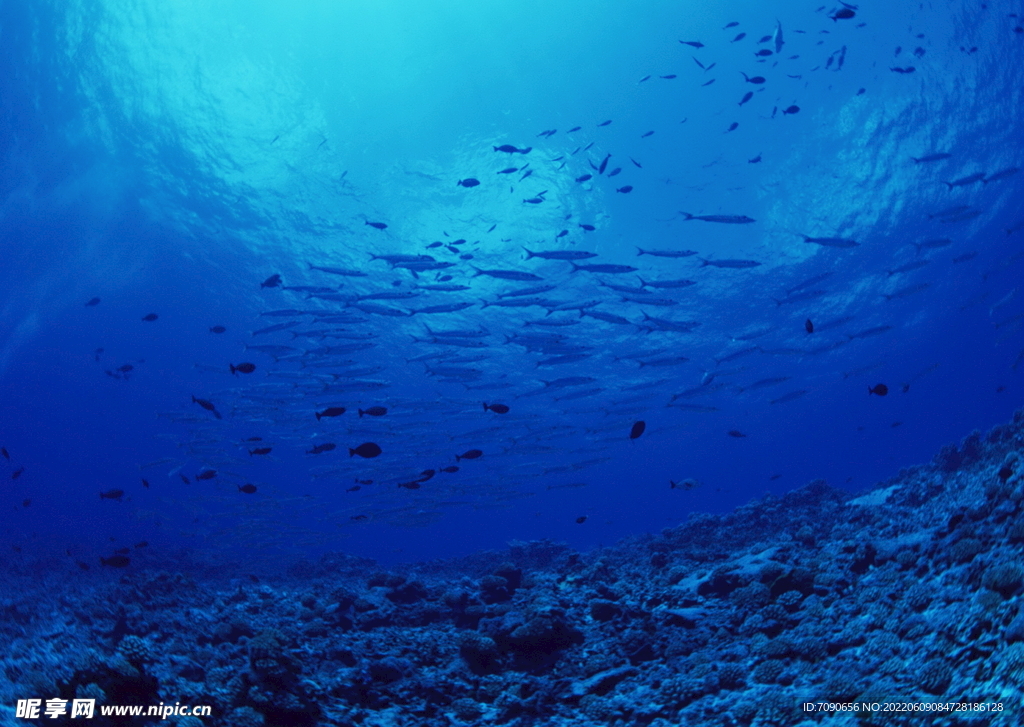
[{"x1": 2, "y1": 0, "x2": 1024, "y2": 725}]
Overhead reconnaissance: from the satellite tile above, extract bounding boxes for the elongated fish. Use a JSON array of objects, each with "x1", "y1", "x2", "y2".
[{"x1": 681, "y1": 212, "x2": 756, "y2": 223}]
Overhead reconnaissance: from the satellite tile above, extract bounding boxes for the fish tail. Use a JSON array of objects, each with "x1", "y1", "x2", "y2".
[
  {"x1": 483, "y1": 402, "x2": 488, "y2": 412},
  {"x1": 522, "y1": 247, "x2": 534, "y2": 259},
  {"x1": 349, "y1": 449, "x2": 356, "y2": 457},
  {"x1": 569, "y1": 263, "x2": 580, "y2": 272},
  {"x1": 358, "y1": 409, "x2": 365, "y2": 418},
  {"x1": 943, "y1": 181, "x2": 953, "y2": 190},
  {"x1": 522, "y1": 147, "x2": 532, "y2": 154},
  {"x1": 699, "y1": 259, "x2": 710, "y2": 267},
  {"x1": 230, "y1": 365, "x2": 236, "y2": 375},
  {"x1": 773, "y1": 298, "x2": 782, "y2": 306},
  {"x1": 315, "y1": 412, "x2": 322, "y2": 421}
]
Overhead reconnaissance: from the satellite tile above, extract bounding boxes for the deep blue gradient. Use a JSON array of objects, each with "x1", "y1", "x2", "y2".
[{"x1": 1, "y1": 0, "x2": 1022, "y2": 567}]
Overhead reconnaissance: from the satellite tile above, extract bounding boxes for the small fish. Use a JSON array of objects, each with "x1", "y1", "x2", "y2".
[
  {"x1": 230, "y1": 362, "x2": 256, "y2": 375},
  {"x1": 249, "y1": 447, "x2": 272, "y2": 456},
  {"x1": 597, "y1": 120, "x2": 612, "y2": 127},
  {"x1": 209, "y1": 325, "x2": 226, "y2": 334},
  {"x1": 802, "y1": 235, "x2": 858, "y2": 248},
  {"x1": 570, "y1": 263, "x2": 639, "y2": 274},
  {"x1": 608, "y1": 167, "x2": 622, "y2": 177},
  {"x1": 912, "y1": 153, "x2": 951, "y2": 163},
  {"x1": 365, "y1": 221, "x2": 388, "y2": 230},
  {"x1": 456, "y1": 449, "x2": 483, "y2": 461},
  {"x1": 725, "y1": 122, "x2": 739, "y2": 133},
  {"x1": 260, "y1": 274, "x2": 282, "y2": 288},
  {"x1": 457, "y1": 178, "x2": 480, "y2": 187},
  {"x1": 732, "y1": 32, "x2": 746, "y2": 42},
  {"x1": 575, "y1": 174, "x2": 593, "y2": 183},
  {"x1": 617, "y1": 186, "x2": 633, "y2": 194},
  {"x1": 680, "y1": 40, "x2": 704, "y2": 48},
  {"x1": 700, "y1": 259, "x2": 761, "y2": 269},
  {"x1": 350, "y1": 442, "x2": 382, "y2": 458},
  {"x1": 190, "y1": 395, "x2": 222, "y2": 419},
  {"x1": 890, "y1": 66, "x2": 916, "y2": 74},
  {"x1": 868, "y1": 383, "x2": 889, "y2": 396},
  {"x1": 682, "y1": 212, "x2": 755, "y2": 224},
  {"x1": 830, "y1": 8, "x2": 856, "y2": 21},
  {"x1": 670, "y1": 479, "x2": 700, "y2": 490},
  {"x1": 497, "y1": 167, "x2": 518, "y2": 175},
  {"x1": 727, "y1": 430, "x2": 747, "y2": 438},
  {"x1": 887, "y1": 260, "x2": 930, "y2": 275},
  {"x1": 568, "y1": 127, "x2": 581, "y2": 133},
  {"x1": 307, "y1": 443, "x2": 337, "y2": 454},
  {"x1": 472, "y1": 267, "x2": 544, "y2": 281},
  {"x1": 238, "y1": 484, "x2": 257, "y2": 494},
  {"x1": 141, "y1": 478, "x2": 149, "y2": 488},
  {"x1": 142, "y1": 313, "x2": 159, "y2": 322},
  {"x1": 754, "y1": 49, "x2": 773, "y2": 57},
  {"x1": 496, "y1": 144, "x2": 535, "y2": 155},
  {"x1": 483, "y1": 402, "x2": 510, "y2": 414},
  {"x1": 637, "y1": 248, "x2": 698, "y2": 259},
  {"x1": 575, "y1": 516, "x2": 588, "y2": 524},
  {"x1": 100, "y1": 555, "x2": 130, "y2": 568},
  {"x1": 523, "y1": 248, "x2": 597, "y2": 261},
  {"x1": 315, "y1": 407, "x2": 346, "y2": 420},
  {"x1": 85, "y1": 297, "x2": 101, "y2": 307},
  {"x1": 782, "y1": 105, "x2": 800, "y2": 115},
  {"x1": 944, "y1": 173, "x2": 986, "y2": 190},
  {"x1": 195, "y1": 469, "x2": 217, "y2": 480},
  {"x1": 629, "y1": 421, "x2": 646, "y2": 439},
  {"x1": 739, "y1": 91, "x2": 753, "y2": 106},
  {"x1": 346, "y1": 485, "x2": 361, "y2": 492},
  {"x1": 770, "y1": 390, "x2": 808, "y2": 404},
  {"x1": 358, "y1": 406, "x2": 388, "y2": 418},
  {"x1": 99, "y1": 489, "x2": 124, "y2": 500},
  {"x1": 0, "y1": 447, "x2": 8, "y2": 460}
]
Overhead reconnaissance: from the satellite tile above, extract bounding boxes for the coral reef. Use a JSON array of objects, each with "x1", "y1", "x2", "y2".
[{"x1": 2, "y1": 408, "x2": 1024, "y2": 725}]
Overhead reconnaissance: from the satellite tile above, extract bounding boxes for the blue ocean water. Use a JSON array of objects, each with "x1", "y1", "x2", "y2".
[{"x1": 0, "y1": 0, "x2": 1021, "y2": 573}]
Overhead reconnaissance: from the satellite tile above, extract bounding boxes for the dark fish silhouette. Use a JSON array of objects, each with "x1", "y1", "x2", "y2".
[
  {"x1": 576, "y1": 516, "x2": 588, "y2": 524},
  {"x1": 350, "y1": 442, "x2": 382, "y2": 458},
  {"x1": 869, "y1": 383, "x2": 889, "y2": 396},
  {"x1": 457, "y1": 178, "x2": 480, "y2": 188},
  {"x1": 142, "y1": 313, "x2": 158, "y2": 322},
  {"x1": 100, "y1": 489, "x2": 124, "y2": 500},
  {"x1": 1, "y1": 447, "x2": 8, "y2": 459},
  {"x1": 365, "y1": 221, "x2": 388, "y2": 230},
  {"x1": 483, "y1": 402, "x2": 510, "y2": 414},
  {"x1": 196, "y1": 469, "x2": 217, "y2": 480},
  {"x1": 728, "y1": 430, "x2": 747, "y2": 438},
  {"x1": 576, "y1": 174, "x2": 593, "y2": 183},
  {"x1": 100, "y1": 555, "x2": 130, "y2": 568},
  {"x1": 307, "y1": 443, "x2": 337, "y2": 454},
  {"x1": 617, "y1": 186, "x2": 633, "y2": 194},
  {"x1": 782, "y1": 105, "x2": 800, "y2": 114},
  {"x1": 732, "y1": 32, "x2": 746, "y2": 42},
  {"x1": 230, "y1": 362, "x2": 256, "y2": 375},
  {"x1": 141, "y1": 478, "x2": 149, "y2": 488},
  {"x1": 359, "y1": 406, "x2": 387, "y2": 417},
  {"x1": 85, "y1": 297, "x2": 101, "y2": 306},
  {"x1": 497, "y1": 167, "x2": 518, "y2": 174},
  {"x1": 238, "y1": 484, "x2": 257, "y2": 494},
  {"x1": 316, "y1": 407, "x2": 346, "y2": 420},
  {"x1": 805, "y1": 319, "x2": 814, "y2": 333},
  {"x1": 209, "y1": 325, "x2": 226, "y2": 333},
  {"x1": 682, "y1": 212, "x2": 755, "y2": 223},
  {"x1": 191, "y1": 395, "x2": 222, "y2": 419},
  {"x1": 456, "y1": 449, "x2": 483, "y2": 461},
  {"x1": 680, "y1": 40, "x2": 704, "y2": 48},
  {"x1": 630, "y1": 421, "x2": 646, "y2": 439},
  {"x1": 831, "y1": 8, "x2": 855, "y2": 20},
  {"x1": 597, "y1": 120, "x2": 612, "y2": 126},
  {"x1": 739, "y1": 91, "x2": 753, "y2": 106},
  {"x1": 493, "y1": 144, "x2": 531, "y2": 154},
  {"x1": 249, "y1": 447, "x2": 272, "y2": 456},
  {"x1": 701, "y1": 258, "x2": 761, "y2": 269},
  {"x1": 261, "y1": 274, "x2": 282, "y2": 288},
  {"x1": 440, "y1": 466, "x2": 459, "y2": 473}
]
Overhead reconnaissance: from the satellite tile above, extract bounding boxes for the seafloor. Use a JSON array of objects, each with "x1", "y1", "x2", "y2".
[{"x1": 3, "y1": 410, "x2": 1024, "y2": 727}]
